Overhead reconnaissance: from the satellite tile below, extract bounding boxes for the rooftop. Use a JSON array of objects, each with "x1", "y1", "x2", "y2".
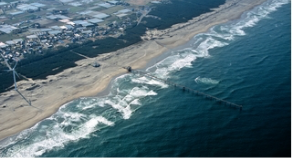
[
  {"x1": 30, "y1": 3, "x2": 46, "y2": 7},
  {"x1": 115, "y1": 9, "x2": 131, "y2": 14},
  {"x1": 59, "y1": 0, "x2": 74, "y2": 3},
  {"x1": 108, "y1": 0, "x2": 119, "y2": 4},
  {"x1": 79, "y1": 10, "x2": 93, "y2": 15},
  {"x1": 116, "y1": 13, "x2": 128, "y2": 18},
  {"x1": 72, "y1": 20, "x2": 94, "y2": 27},
  {"x1": 87, "y1": 18, "x2": 103, "y2": 23},
  {"x1": 48, "y1": 30, "x2": 62, "y2": 35},
  {"x1": 0, "y1": 42, "x2": 8, "y2": 48},
  {"x1": 60, "y1": 25, "x2": 73, "y2": 30},
  {"x1": 26, "y1": 35, "x2": 38, "y2": 39},
  {"x1": 69, "y1": 2, "x2": 82, "y2": 7},
  {"x1": 0, "y1": 2, "x2": 7, "y2": 6},
  {"x1": 51, "y1": 26, "x2": 62, "y2": 30},
  {"x1": 17, "y1": 4, "x2": 38, "y2": 11},
  {"x1": 93, "y1": 13, "x2": 109, "y2": 19},
  {"x1": 0, "y1": 25, "x2": 18, "y2": 34},
  {"x1": 8, "y1": 11, "x2": 24, "y2": 16},
  {"x1": 82, "y1": 30, "x2": 92, "y2": 34},
  {"x1": 6, "y1": 39, "x2": 23, "y2": 45},
  {"x1": 47, "y1": 14, "x2": 69, "y2": 20},
  {"x1": 98, "y1": 3, "x2": 114, "y2": 8},
  {"x1": 151, "y1": 1, "x2": 161, "y2": 4}
]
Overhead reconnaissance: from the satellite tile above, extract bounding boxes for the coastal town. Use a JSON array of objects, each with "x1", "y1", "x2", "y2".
[{"x1": 0, "y1": 0, "x2": 162, "y2": 61}]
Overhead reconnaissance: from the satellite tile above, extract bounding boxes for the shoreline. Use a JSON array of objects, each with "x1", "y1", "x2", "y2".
[{"x1": 0, "y1": 0, "x2": 267, "y2": 141}]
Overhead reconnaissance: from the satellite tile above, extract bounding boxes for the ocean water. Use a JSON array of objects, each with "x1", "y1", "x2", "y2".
[{"x1": 0, "y1": 0, "x2": 290, "y2": 156}]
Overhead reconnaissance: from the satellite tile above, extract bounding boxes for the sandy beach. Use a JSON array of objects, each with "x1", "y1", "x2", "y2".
[{"x1": 0, "y1": 0, "x2": 267, "y2": 141}]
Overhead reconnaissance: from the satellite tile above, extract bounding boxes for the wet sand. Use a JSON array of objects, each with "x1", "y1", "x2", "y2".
[{"x1": 0, "y1": 0, "x2": 267, "y2": 141}]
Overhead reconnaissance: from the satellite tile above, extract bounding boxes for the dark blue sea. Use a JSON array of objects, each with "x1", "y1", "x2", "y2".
[{"x1": 0, "y1": 0, "x2": 290, "y2": 156}]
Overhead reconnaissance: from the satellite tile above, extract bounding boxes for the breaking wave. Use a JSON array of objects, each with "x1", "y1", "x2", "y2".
[{"x1": 195, "y1": 77, "x2": 220, "y2": 85}]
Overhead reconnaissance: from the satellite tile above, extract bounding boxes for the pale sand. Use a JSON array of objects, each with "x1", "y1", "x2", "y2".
[{"x1": 0, "y1": 0, "x2": 267, "y2": 141}]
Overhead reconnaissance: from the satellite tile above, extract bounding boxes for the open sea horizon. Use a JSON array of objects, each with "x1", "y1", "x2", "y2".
[{"x1": 0, "y1": 0, "x2": 291, "y2": 156}]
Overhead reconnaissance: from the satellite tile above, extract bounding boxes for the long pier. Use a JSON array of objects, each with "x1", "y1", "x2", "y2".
[{"x1": 123, "y1": 66, "x2": 242, "y2": 110}]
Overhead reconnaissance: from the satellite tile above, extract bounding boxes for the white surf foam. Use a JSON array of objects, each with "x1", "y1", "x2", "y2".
[
  {"x1": 195, "y1": 77, "x2": 220, "y2": 85},
  {"x1": 3, "y1": 115, "x2": 114, "y2": 157},
  {"x1": 129, "y1": 86, "x2": 157, "y2": 98},
  {"x1": 104, "y1": 99, "x2": 131, "y2": 119},
  {"x1": 131, "y1": 76, "x2": 169, "y2": 88},
  {"x1": 219, "y1": 0, "x2": 290, "y2": 37},
  {"x1": 76, "y1": 98, "x2": 107, "y2": 110},
  {"x1": 129, "y1": 99, "x2": 141, "y2": 105},
  {"x1": 104, "y1": 86, "x2": 158, "y2": 119},
  {"x1": 149, "y1": 36, "x2": 227, "y2": 79}
]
